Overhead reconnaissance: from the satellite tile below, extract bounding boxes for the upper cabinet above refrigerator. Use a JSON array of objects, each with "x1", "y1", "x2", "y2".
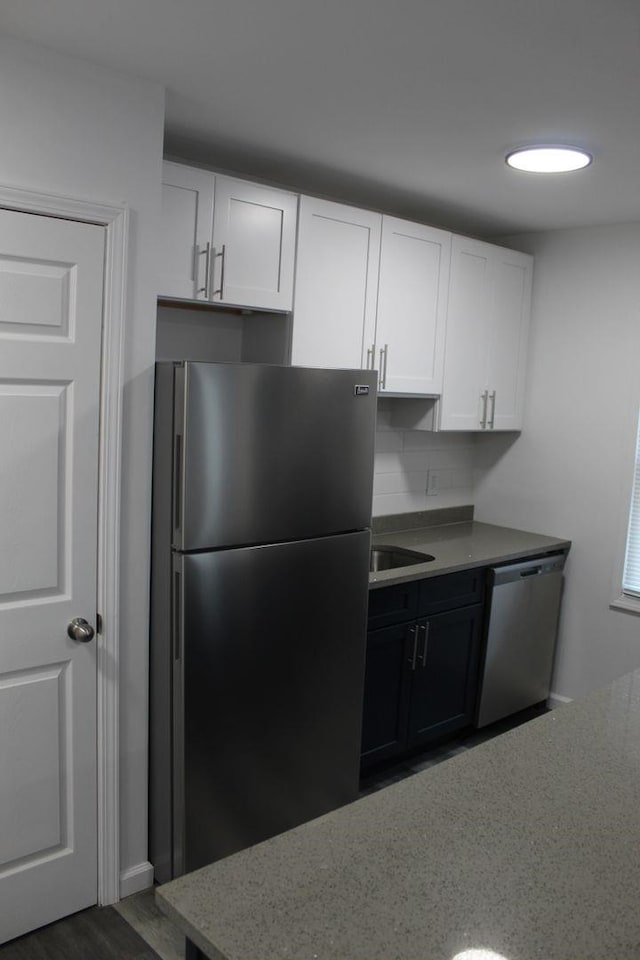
[
  {"x1": 158, "y1": 161, "x2": 298, "y2": 311},
  {"x1": 290, "y1": 197, "x2": 381, "y2": 372},
  {"x1": 374, "y1": 217, "x2": 451, "y2": 396}
]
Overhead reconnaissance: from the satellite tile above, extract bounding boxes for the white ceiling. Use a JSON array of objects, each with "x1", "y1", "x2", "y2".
[{"x1": 2, "y1": 0, "x2": 639, "y2": 236}]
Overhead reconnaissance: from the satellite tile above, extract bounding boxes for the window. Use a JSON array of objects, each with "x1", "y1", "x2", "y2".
[{"x1": 622, "y1": 415, "x2": 640, "y2": 598}]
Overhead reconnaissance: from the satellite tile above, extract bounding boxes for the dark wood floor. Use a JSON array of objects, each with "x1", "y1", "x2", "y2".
[{"x1": 0, "y1": 906, "x2": 162, "y2": 960}]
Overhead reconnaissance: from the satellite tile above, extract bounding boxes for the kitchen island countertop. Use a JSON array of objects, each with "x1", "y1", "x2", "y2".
[
  {"x1": 369, "y1": 512, "x2": 571, "y2": 588},
  {"x1": 156, "y1": 668, "x2": 640, "y2": 960}
]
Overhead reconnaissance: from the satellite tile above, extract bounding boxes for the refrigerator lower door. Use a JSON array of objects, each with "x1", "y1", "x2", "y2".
[{"x1": 174, "y1": 529, "x2": 370, "y2": 875}]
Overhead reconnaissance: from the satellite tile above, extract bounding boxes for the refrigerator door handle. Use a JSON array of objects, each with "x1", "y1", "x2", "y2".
[
  {"x1": 173, "y1": 433, "x2": 183, "y2": 537},
  {"x1": 173, "y1": 569, "x2": 182, "y2": 661}
]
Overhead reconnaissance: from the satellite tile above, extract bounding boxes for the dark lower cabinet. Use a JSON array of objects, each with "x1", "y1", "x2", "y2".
[
  {"x1": 361, "y1": 622, "x2": 412, "y2": 763},
  {"x1": 407, "y1": 605, "x2": 482, "y2": 746},
  {"x1": 361, "y1": 570, "x2": 485, "y2": 769}
]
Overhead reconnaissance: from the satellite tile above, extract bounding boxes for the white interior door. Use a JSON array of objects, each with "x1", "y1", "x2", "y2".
[{"x1": 0, "y1": 208, "x2": 104, "y2": 943}]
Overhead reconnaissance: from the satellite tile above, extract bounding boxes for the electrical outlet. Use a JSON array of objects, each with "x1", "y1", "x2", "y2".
[{"x1": 426, "y1": 470, "x2": 439, "y2": 496}]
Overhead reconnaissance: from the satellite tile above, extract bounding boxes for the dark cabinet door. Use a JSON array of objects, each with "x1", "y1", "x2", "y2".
[
  {"x1": 408, "y1": 604, "x2": 483, "y2": 746},
  {"x1": 361, "y1": 622, "x2": 415, "y2": 767}
]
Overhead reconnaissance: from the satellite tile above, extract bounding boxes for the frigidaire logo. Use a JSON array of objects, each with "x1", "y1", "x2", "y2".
[{"x1": 353, "y1": 384, "x2": 370, "y2": 396}]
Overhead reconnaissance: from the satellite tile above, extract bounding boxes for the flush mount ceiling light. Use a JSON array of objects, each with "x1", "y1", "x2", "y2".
[{"x1": 506, "y1": 145, "x2": 592, "y2": 173}]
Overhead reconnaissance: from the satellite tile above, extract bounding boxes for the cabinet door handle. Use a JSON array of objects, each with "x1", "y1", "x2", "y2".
[
  {"x1": 419, "y1": 622, "x2": 430, "y2": 668},
  {"x1": 379, "y1": 344, "x2": 389, "y2": 390},
  {"x1": 366, "y1": 344, "x2": 374, "y2": 370},
  {"x1": 480, "y1": 389, "x2": 489, "y2": 428},
  {"x1": 212, "y1": 244, "x2": 226, "y2": 299},
  {"x1": 196, "y1": 242, "x2": 211, "y2": 298},
  {"x1": 488, "y1": 390, "x2": 496, "y2": 429},
  {"x1": 407, "y1": 625, "x2": 418, "y2": 671}
]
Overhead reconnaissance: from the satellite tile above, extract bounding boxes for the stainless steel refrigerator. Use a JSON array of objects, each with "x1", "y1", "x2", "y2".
[{"x1": 149, "y1": 360, "x2": 376, "y2": 882}]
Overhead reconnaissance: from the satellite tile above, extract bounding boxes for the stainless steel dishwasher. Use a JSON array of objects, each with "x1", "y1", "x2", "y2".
[{"x1": 476, "y1": 553, "x2": 567, "y2": 727}]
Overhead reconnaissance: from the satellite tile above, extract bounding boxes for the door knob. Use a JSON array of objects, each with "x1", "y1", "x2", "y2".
[{"x1": 67, "y1": 617, "x2": 95, "y2": 643}]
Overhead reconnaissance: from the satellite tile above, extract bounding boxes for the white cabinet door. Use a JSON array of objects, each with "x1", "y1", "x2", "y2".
[
  {"x1": 439, "y1": 236, "x2": 493, "y2": 430},
  {"x1": 291, "y1": 197, "x2": 381, "y2": 370},
  {"x1": 159, "y1": 161, "x2": 215, "y2": 301},
  {"x1": 375, "y1": 217, "x2": 450, "y2": 395},
  {"x1": 159, "y1": 164, "x2": 297, "y2": 310},
  {"x1": 439, "y1": 237, "x2": 532, "y2": 432},
  {"x1": 211, "y1": 176, "x2": 297, "y2": 311},
  {"x1": 486, "y1": 248, "x2": 532, "y2": 430}
]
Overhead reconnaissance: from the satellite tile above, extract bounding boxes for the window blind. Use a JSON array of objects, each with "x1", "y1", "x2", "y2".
[{"x1": 622, "y1": 416, "x2": 640, "y2": 598}]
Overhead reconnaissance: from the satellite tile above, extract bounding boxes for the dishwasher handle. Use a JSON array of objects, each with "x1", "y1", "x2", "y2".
[
  {"x1": 490, "y1": 553, "x2": 566, "y2": 587},
  {"x1": 520, "y1": 565, "x2": 543, "y2": 578}
]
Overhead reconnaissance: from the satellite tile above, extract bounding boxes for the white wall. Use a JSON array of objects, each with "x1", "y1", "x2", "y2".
[
  {"x1": 474, "y1": 223, "x2": 640, "y2": 700},
  {"x1": 0, "y1": 36, "x2": 165, "y2": 887}
]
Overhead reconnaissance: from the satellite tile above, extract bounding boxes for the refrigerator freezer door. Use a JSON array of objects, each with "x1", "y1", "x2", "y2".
[
  {"x1": 175, "y1": 529, "x2": 370, "y2": 875},
  {"x1": 176, "y1": 361, "x2": 377, "y2": 551}
]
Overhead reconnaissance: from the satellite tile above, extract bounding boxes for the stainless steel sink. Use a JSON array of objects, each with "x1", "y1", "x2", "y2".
[{"x1": 369, "y1": 545, "x2": 435, "y2": 573}]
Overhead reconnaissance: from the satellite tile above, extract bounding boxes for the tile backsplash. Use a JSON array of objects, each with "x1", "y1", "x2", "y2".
[{"x1": 373, "y1": 402, "x2": 475, "y2": 516}]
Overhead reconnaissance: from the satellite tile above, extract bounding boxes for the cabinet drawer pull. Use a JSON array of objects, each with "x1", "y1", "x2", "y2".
[
  {"x1": 408, "y1": 625, "x2": 418, "y2": 671},
  {"x1": 480, "y1": 389, "x2": 489, "y2": 428},
  {"x1": 419, "y1": 622, "x2": 430, "y2": 668}
]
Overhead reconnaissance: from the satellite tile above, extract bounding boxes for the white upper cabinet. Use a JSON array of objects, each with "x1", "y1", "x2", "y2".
[
  {"x1": 159, "y1": 161, "x2": 215, "y2": 302},
  {"x1": 211, "y1": 176, "x2": 298, "y2": 310},
  {"x1": 375, "y1": 217, "x2": 451, "y2": 395},
  {"x1": 438, "y1": 236, "x2": 532, "y2": 431},
  {"x1": 291, "y1": 197, "x2": 381, "y2": 369},
  {"x1": 486, "y1": 247, "x2": 533, "y2": 430},
  {"x1": 291, "y1": 201, "x2": 451, "y2": 394},
  {"x1": 159, "y1": 162, "x2": 298, "y2": 311}
]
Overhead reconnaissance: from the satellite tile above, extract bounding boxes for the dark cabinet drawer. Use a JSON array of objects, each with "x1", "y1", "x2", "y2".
[
  {"x1": 367, "y1": 580, "x2": 420, "y2": 630},
  {"x1": 418, "y1": 567, "x2": 485, "y2": 615}
]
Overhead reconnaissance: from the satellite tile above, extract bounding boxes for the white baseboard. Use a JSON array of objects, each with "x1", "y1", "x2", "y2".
[
  {"x1": 548, "y1": 692, "x2": 573, "y2": 710},
  {"x1": 119, "y1": 861, "x2": 154, "y2": 899}
]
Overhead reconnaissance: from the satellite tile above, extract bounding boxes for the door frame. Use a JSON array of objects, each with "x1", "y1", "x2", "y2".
[{"x1": 0, "y1": 181, "x2": 128, "y2": 906}]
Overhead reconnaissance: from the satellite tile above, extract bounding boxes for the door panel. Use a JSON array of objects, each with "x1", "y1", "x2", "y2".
[
  {"x1": 0, "y1": 383, "x2": 69, "y2": 599},
  {"x1": 0, "y1": 209, "x2": 103, "y2": 943}
]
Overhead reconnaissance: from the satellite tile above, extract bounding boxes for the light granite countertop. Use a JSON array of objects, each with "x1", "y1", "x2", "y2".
[
  {"x1": 156, "y1": 669, "x2": 640, "y2": 960},
  {"x1": 369, "y1": 509, "x2": 571, "y2": 589}
]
